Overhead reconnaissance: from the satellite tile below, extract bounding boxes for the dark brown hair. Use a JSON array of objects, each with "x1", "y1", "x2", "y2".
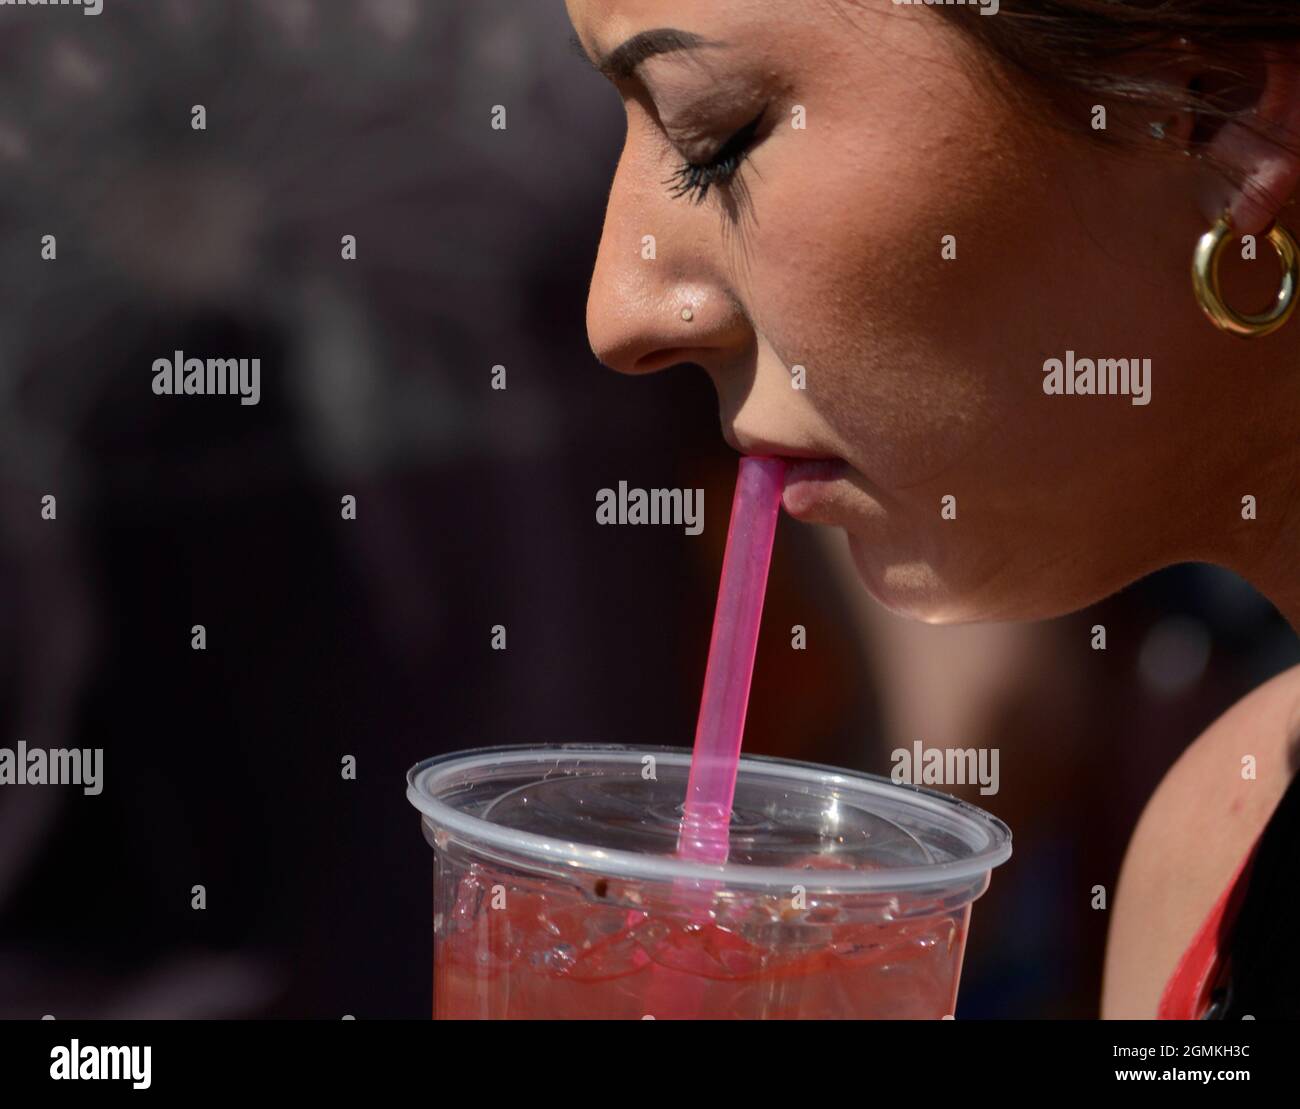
[{"x1": 932, "y1": 2, "x2": 1300, "y2": 185}]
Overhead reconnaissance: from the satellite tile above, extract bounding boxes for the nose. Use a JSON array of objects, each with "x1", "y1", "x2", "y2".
[{"x1": 585, "y1": 130, "x2": 750, "y2": 377}]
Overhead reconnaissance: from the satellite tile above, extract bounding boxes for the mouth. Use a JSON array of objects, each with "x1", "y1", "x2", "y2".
[
  {"x1": 722, "y1": 431, "x2": 852, "y2": 518},
  {"x1": 780, "y1": 457, "x2": 851, "y2": 517}
]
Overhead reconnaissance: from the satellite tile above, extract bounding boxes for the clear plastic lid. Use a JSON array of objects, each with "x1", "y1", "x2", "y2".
[{"x1": 407, "y1": 744, "x2": 1011, "y2": 896}]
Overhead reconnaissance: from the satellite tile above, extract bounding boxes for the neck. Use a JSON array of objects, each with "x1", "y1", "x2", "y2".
[{"x1": 1211, "y1": 431, "x2": 1300, "y2": 637}]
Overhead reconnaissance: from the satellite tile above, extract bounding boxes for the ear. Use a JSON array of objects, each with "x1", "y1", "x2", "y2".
[{"x1": 1198, "y1": 44, "x2": 1300, "y2": 234}]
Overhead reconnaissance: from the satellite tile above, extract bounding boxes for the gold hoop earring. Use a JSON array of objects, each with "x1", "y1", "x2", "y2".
[{"x1": 1191, "y1": 213, "x2": 1300, "y2": 338}]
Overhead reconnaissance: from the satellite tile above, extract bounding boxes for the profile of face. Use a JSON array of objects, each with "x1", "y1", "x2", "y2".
[{"x1": 567, "y1": 0, "x2": 1300, "y2": 625}]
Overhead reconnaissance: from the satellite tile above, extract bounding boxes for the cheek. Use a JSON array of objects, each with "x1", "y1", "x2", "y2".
[{"x1": 740, "y1": 40, "x2": 1075, "y2": 492}]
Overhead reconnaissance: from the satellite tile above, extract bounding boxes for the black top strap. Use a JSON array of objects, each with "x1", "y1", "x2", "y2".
[{"x1": 1216, "y1": 763, "x2": 1300, "y2": 1019}]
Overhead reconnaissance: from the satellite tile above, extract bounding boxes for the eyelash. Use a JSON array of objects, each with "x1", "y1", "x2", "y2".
[{"x1": 664, "y1": 108, "x2": 766, "y2": 204}]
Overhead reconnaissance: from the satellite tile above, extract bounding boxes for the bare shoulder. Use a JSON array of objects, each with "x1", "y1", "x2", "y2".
[{"x1": 1101, "y1": 661, "x2": 1300, "y2": 1019}]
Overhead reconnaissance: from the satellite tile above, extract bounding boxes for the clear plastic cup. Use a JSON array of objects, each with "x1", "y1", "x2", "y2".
[{"x1": 406, "y1": 744, "x2": 1012, "y2": 1020}]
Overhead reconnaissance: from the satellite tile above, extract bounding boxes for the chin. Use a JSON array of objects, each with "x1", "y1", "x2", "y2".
[
  {"x1": 845, "y1": 533, "x2": 1052, "y2": 625},
  {"x1": 846, "y1": 537, "x2": 954, "y2": 622}
]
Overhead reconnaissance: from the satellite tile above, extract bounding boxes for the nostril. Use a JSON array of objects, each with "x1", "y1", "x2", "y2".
[
  {"x1": 587, "y1": 330, "x2": 695, "y2": 376},
  {"x1": 630, "y1": 347, "x2": 701, "y2": 375},
  {"x1": 587, "y1": 289, "x2": 740, "y2": 376}
]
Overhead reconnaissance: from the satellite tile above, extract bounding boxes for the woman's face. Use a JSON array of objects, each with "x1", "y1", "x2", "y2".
[{"x1": 567, "y1": 0, "x2": 1275, "y2": 623}]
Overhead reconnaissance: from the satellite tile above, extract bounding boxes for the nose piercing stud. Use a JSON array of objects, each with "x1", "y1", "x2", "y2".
[{"x1": 680, "y1": 307, "x2": 694, "y2": 322}]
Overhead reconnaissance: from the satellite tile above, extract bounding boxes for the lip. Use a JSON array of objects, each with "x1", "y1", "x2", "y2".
[
  {"x1": 721, "y1": 431, "x2": 851, "y2": 514},
  {"x1": 727, "y1": 437, "x2": 837, "y2": 462},
  {"x1": 780, "y1": 457, "x2": 850, "y2": 517},
  {"x1": 783, "y1": 457, "x2": 848, "y2": 482}
]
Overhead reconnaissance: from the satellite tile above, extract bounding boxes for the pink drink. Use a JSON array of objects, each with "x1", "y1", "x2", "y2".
[
  {"x1": 434, "y1": 863, "x2": 969, "y2": 1019},
  {"x1": 409, "y1": 746, "x2": 1010, "y2": 1021}
]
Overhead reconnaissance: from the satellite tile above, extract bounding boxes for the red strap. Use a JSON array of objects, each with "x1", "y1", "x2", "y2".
[{"x1": 1157, "y1": 844, "x2": 1260, "y2": 1020}]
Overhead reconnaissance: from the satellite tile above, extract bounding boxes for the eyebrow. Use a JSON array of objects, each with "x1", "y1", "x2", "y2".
[{"x1": 569, "y1": 27, "x2": 722, "y2": 81}]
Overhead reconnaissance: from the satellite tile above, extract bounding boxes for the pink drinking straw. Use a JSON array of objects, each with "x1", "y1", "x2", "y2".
[
  {"x1": 676, "y1": 455, "x2": 786, "y2": 865},
  {"x1": 632, "y1": 455, "x2": 784, "y2": 1018}
]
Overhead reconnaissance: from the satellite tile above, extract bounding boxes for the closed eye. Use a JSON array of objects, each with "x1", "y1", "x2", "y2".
[{"x1": 663, "y1": 107, "x2": 767, "y2": 204}]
